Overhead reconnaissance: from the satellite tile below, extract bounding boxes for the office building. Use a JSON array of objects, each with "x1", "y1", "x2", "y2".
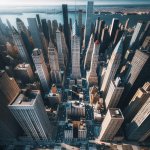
[
  {"x1": 101, "y1": 37, "x2": 123, "y2": 97},
  {"x1": 84, "y1": 34, "x2": 94, "y2": 70},
  {"x1": 16, "y1": 18, "x2": 30, "y2": 38},
  {"x1": 126, "y1": 96, "x2": 150, "y2": 142},
  {"x1": 78, "y1": 121, "x2": 87, "y2": 139},
  {"x1": 141, "y1": 36, "x2": 150, "y2": 51},
  {"x1": 8, "y1": 90, "x2": 51, "y2": 141},
  {"x1": 99, "y1": 108, "x2": 124, "y2": 141},
  {"x1": 64, "y1": 122, "x2": 73, "y2": 141},
  {"x1": 87, "y1": 40, "x2": 100, "y2": 86},
  {"x1": 27, "y1": 18, "x2": 42, "y2": 49},
  {"x1": 83, "y1": 0, "x2": 94, "y2": 49},
  {"x1": 32, "y1": 48, "x2": 50, "y2": 93},
  {"x1": 14, "y1": 63, "x2": 34, "y2": 84},
  {"x1": 62, "y1": 4, "x2": 70, "y2": 50},
  {"x1": 56, "y1": 29, "x2": 65, "y2": 71},
  {"x1": 0, "y1": 70, "x2": 21, "y2": 103},
  {"x1": 124, "y1": 82, "x2": 150, "y2": 123},
  {"x1": 48, "y1": 40, "x2": 62, "y2": 86},
  {"x1": 71, "y1": 21, "x2": 81, "y2": 79},
  {"x1": 12, "y1": 27, "x2": 31, "y2": 63},
  {"x1": 94, "y1": 17, "x2": 100, "y2": 41},
  {"x1": 105, "y1": 77, "x2": 124, "y2": 109},
  {"x1": 109, "y1": 18, "x2": 119, "y2": 41},
  {"x1": 78, "y1": 9, "x2": 83, "y2": 49},
  {"x1": 97, "y1": 20, "x2": 105, "y2": 42},
  {"x1": 129, "y1": 21, "x2": 144, "y2": 50},
  {"x1": 41, "y1": 19, "x2": 49, "y2": 42}
]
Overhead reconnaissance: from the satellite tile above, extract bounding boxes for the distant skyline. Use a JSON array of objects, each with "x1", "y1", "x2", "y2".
[{"x1": 0, "y1": 0, "x2": 150, "y2": 6}]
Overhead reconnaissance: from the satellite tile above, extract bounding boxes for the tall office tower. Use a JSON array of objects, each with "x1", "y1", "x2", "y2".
[
  {"x1": 84, "y1": 1, "x2": 94, "y2": 49},
  {"x1": 124, "y1": 82, "x2": 150, "y2": 123},
  {"x1": 109, "y1": 18, "x2": 119, "y2": 41},
  {"x1": 87, "y1": 40, "x2": 100, "y2": 86},
  {"x1": 99, "y1": 108, "x2": 124, "y2": 141},
  {"x1": 0, "y1": 71, "x2": 22, "y2": 140},
  {"x1": 126, "y1": 96, "x2": 150, "y2": 142},
  {"x1": 27, "y1": 18, "x2": 42, "y2": 49},
  {"x1": 60, "y1": 31, "x2": 68, "y2": 65},
  {"x1": 94, "y1": 17, "x2": 100, "y2": 41},
  {"x1": 105, "y1": 77, "x2": 124, "y2": 109},
  {"x1": 47, "y1": 20, "x2": 53, "y2": 41},
  {"x1": 56, "y1": 29, "x2": 65, "y2": 71},
  {"x1": 125, "y1": 18, "x2": 130, "y2": 30},
  {"x1": 12, "y1": 27, "x2": 31, "y2": 64},
  {"x1": 100, "y1": 27, "x2": 110, "y2": 53},
  {"x1": 71, "y1": 21, "x2": 81, "y2": 79},
  {"x1": 101, "y1": 37, "x2": 123, "y2": 97},
  {"x1": 141, "y1": 36, "x2": 150, "y2": 51},
  {"x1": 62, "y1": 4, "x2": 70, "y2": 50},
  {"x1": 8, "y1": 90, "x2": 52, "y2": 141},
  {"x1": 41, "y1": 19, "x2": 49, "y2": 42},
  {"x1": 52, "y1": 20, "x2": 58, "y2": 42},
  {"x1": 0, "y1": 70, "x2": 21, "y2": 103},
  {"x1": 139, "y1": 21, "x2": 150, "y2": 46},
  {"x1": 14, "y1": 63, "x2": 34, "y2": 84},
  {"x1": 78, "y1": 9, "x2": 83, "y2": 49},
  {"x1": 113, "y1": 29, "x2": 124, "y2": 47},
  {"x1": 36, "y1": 14, "x2": 42, "y2": 31},
  {"x1": 84, "y1": 34, "x2": 94, "y2": 70},
  {"x1": 40, "y1": 32, "x2": 49, "y2": 63},
  {"x1": 118, "y1": 50, "x2": 150, "y2": 108},
  {"x1": 97, "y1": 20, "x2": 105, "y2": 42},
  {"x1": 16, "y1": 18, "x2": 30, "y2": 38},
  {"x1": 129, "y1": 21, "x2": 144, "y2": 50},
  {"x1": 48, "y1": 40, "x2": 62, "y2": 86},
  {"x1": 32, "y1": 48, "x2": 50, "y2": 93},
  {"x1": 69, "y1": 18, "x2": 72, "y2": 31}
]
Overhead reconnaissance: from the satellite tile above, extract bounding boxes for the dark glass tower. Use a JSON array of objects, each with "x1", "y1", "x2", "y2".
[{"x1": 41, "y1": 19, "x2": 49, "y2": 42}]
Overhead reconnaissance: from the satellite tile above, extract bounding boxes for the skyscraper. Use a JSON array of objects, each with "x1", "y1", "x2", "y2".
[
  {"x1": 124, "y1": 82, "x2": 150, "y2": 123},
  {"x1": 101, "y1": 37, "x2": 123, "y2": 97},
  {"x1": 126, "y1": 96, "x2": 150, "y2": 142},
  {"x1": 36, "y1": 14, "x2": 42, "y2": 31},
  {"x1": 62, "y1": 4, "x2": 70, "y2": 51},
  {"x1": 56, "y1": 29, "x2": 65, "y2": 71},
  {"x1": 27, "y1": 18, "x2": 42, "y2": 49},
  {"x1": 97, "y1": 20, "x2": 105, "y2": 42},
  {"x1": 8, "y1": 90, "x2": 52, "y2": 141},
  {"x1": 41, "y1": 19, "x2": 49, "y2": 42},
  {"x1": 32, "y1": 48, "x2": 50, "y2": 93},
  {"x1": 84, "y1": 34, "x2": 94, "y2": 70},
  {"x1": 48, "y1": 40, "x2": 62, "y2": 86},
  {"x1": 78, "y1": 9, "x2": 83, "y2": 49},
  {"x1": 129, "y1": 21, "x2": 144, "y2": 50},
  {"x1": 109, "y1": 18, "x2": 119, "y2": 41},
  {"x1": 71, "y1": 21, "x2": 81, "y2": 79},
  {"x1": 99, "y1": 108, "x2": 124, "y2": 141},
  {"x1": 84, "y1": 0, "x2": 94, "y2": 49},
  {"x1": 105, "y1": 77, "x2": 124, "y2": 109},
  {"x1": 87, "y1": 40, "x2": 100, "y2": 86},
  {"x1": 12, "y1": 27, "x2": 31, "y2": 64},
  {"x1": 16, "y1": 18, "x2": 30, "y2": 39}
]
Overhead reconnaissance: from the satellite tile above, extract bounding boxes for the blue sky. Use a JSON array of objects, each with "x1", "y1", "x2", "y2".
[{"x1": 0, "y1": 0, "x2": 150, "y2": 6}]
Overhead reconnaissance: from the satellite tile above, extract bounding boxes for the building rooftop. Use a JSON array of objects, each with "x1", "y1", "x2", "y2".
[
  {"x1": 109, "y1": 108, "x2": 124, "y2": 119},
  {"x1": 9, "y1": 90, "x2": 39, "y2": 106},
  {"x1": 15, "y1": 64, "x2": 30, "y2": 70}
]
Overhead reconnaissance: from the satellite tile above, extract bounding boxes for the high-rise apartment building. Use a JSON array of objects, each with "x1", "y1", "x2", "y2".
[
  {"x1": 84, "y1": 0, "x2": 94, "y2": 49},
  {"x1": 105, "y1": 77, "x2": 124, "y2": 109},
  {"x1": 87, "y1": 40, "x2": 100, "y2": 86},
  {"x1": 8, "y1": 90, "x2": 51, "y2": 141},
  {"x1": 124, "y1": 82, "x2": 150, "y2": 123},
  {"x1": 99, "y1": 108, "x2": 124, "y2": 141},
  {"x1": 101, "y1": 37, "x2": 123, "y2": 97},
  {"x1": 12, "y1": 27, "x2": 31, "y2": 64},
  {"x1": 32, "y1": 48, "x2": 50, "y2": 93},
  {"x1": 27, "y1": 18, "x2": 42, "y2": 49},
  {"x1": 84, "y1": 34, "x2": 94, "y2": 70},
  {"x1": 56, "y1": 29, "x2": 65, "y2": 71},
  {"x1": 48, "y1": 40, "x2": 62, "y2": 86},
  {"x1": 71, "y1": 21, "x2": 81, "y2": 79}
]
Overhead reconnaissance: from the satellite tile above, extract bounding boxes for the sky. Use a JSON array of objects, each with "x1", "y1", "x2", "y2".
[{"x1": 0, "y1": 0, "x2": 150, "y2": 6}]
